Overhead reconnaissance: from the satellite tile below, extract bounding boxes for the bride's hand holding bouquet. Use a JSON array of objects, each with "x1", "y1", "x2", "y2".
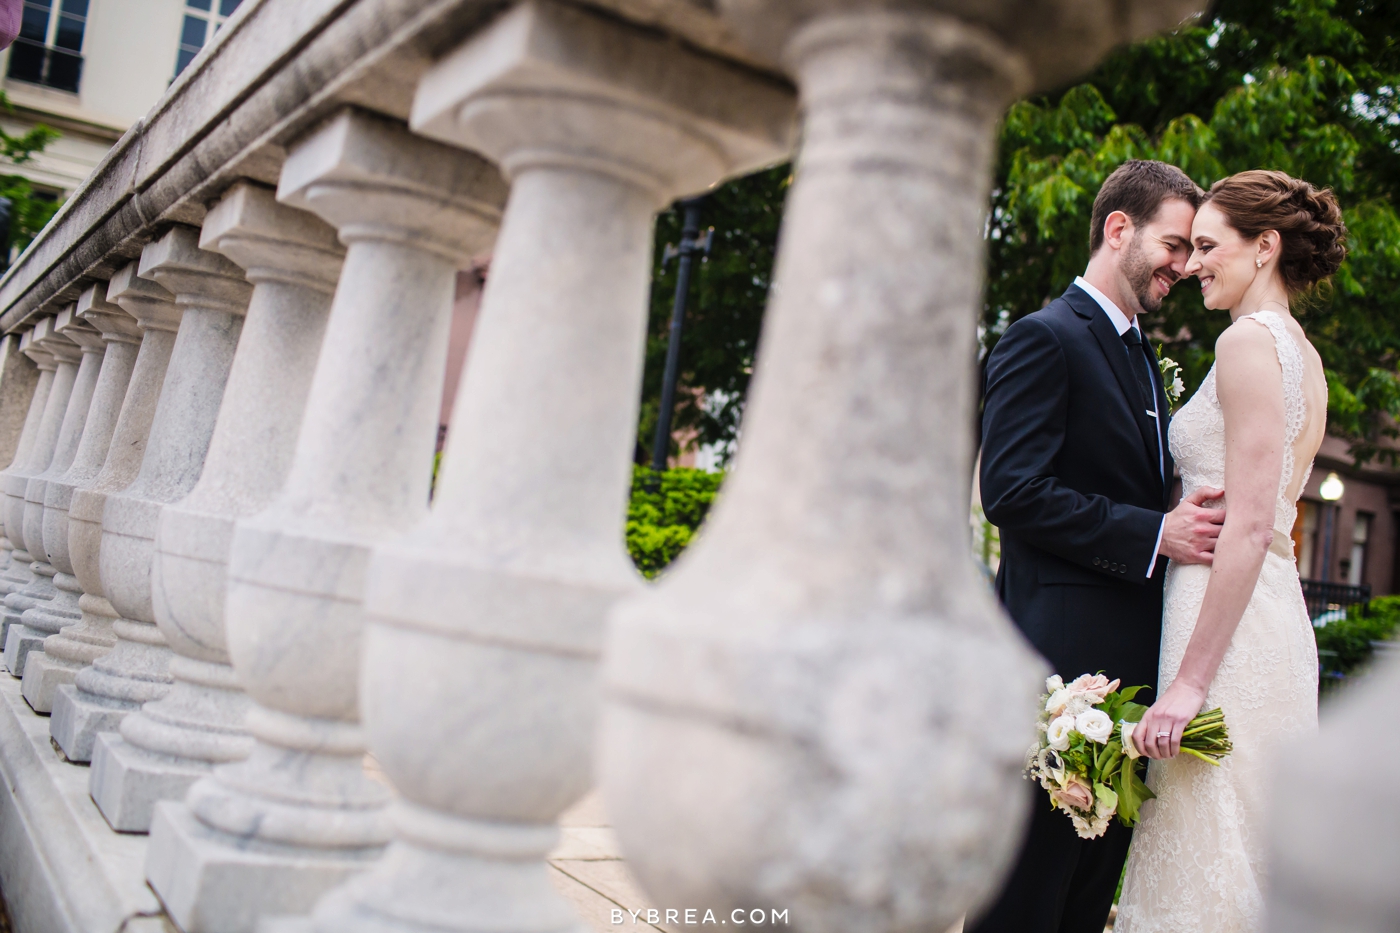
[{"x1": 1134, "y1": 678, "x2": 1214, "y2": 760}]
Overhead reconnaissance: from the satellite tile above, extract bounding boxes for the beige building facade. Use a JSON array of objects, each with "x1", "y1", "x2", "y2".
[{"x1": 0, "y1": 0, "x2": 242, "y2": 198}]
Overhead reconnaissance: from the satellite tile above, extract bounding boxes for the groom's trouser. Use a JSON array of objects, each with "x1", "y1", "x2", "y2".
[{"x1": 967, "y1": 782, "x2": 1132, "y2": 933}]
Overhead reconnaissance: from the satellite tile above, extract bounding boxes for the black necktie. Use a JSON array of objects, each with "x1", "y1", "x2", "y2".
[{"x1": 1120, "y1": 327, "x2": 1154, "y2": 413}]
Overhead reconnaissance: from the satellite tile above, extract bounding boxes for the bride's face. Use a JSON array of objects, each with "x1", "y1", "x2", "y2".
[{"x1": 1185, "y1": 202, "x2": 1254, "y2": 310}]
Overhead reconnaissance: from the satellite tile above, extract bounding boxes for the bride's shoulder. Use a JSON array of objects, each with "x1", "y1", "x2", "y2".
[
  {"x1": 1213, "y1": 317, "x2": 1285, "y2": 396},
  {"x1": 1214, "y1": 315, "x2": 1279, "y2": 360}
]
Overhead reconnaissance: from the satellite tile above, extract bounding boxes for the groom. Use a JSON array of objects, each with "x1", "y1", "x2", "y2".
[{"x1": 972, "y1": 160, "x2": 1224, "y2": 933}]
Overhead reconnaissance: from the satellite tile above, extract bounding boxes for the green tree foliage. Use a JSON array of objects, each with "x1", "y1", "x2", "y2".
[
  {"x1": 625, "y1": 466, "x2": 724, "y2": 578},
  {"x1": 0, "y1": 93, "x2": 60, "y2": 261},
  {"x1": 986, "y1": 0, "x2": 1400, "y2": 462},
  {"x1": 638, "y1": 166, "x2": 790, "y2": 465}
]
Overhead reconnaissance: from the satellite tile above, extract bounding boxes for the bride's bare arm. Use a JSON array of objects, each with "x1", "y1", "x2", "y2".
[{"x1": 1137, "y1": 319, "x2": 1286, "y2": 760}]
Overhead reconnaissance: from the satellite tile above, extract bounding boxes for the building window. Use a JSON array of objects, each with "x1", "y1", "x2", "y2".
[
  {"x1": 6, "y1": 0, "x2": 87, "y2": 94},
  {"x1": 1346, "y1": 511, "x2": 1372, "y2": 586},
  {"x1": 1293, "y1": 499, "x2": 1320, "y2": 579},
  {"x1": 174, "y1": 0, "x2": 243, "y2": 78}
]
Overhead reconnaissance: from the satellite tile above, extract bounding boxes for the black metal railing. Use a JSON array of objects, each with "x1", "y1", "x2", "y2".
[
  {"x1": 6, "y1": 37, "x2": 82, "y2": 93},
  {"x1": 1301, "y1": 579, "x2": 1371, "y2": 624}
]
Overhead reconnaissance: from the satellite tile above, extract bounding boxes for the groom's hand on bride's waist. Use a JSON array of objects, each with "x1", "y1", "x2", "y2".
[{"x1": 1159, "y1": 486, "x2": 1226, "y2": 565}]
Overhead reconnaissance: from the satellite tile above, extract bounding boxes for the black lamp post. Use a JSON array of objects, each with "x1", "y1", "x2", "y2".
[{"x1": 650, "y1": 196, "x2": 709, "y2": 474}]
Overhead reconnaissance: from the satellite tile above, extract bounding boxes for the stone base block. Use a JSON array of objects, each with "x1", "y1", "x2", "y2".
[
  {"x1": 148, "y1": 801, "x2": 382, "y2": 933},
  {"x1": 0, "y1": 669, "x2": 168, "y2": 933},
  {"x1": 4, "y1": 623, "x2": 47, "y2": 677},
  {"x1": 20, "y1": 649, "x2": 77, "y2": 713},
  {"x1": 91, "y1": 732, "x2": 209, "y2": 833},
  {"x1": 51, "y1": 683, "x2": 132, "y2": 763},
  {"x1": 0, "y1": 614, "x2": 19, "y2": 656}
]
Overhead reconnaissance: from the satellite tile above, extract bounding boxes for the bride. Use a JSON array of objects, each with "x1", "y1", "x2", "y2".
[{"x1": 1115, "y1": 170, "x2": 1346, "y2": 932}]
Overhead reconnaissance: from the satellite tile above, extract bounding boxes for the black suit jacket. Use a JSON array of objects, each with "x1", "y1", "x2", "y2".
[{"x1": 980, "y1": 284, "x2": 1175, "y2": 697}]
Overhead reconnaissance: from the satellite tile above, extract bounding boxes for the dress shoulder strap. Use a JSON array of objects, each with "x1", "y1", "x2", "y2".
[
  {"x1": 1238, "y1": 310, "x2": 1307, "y2": 497},
  {"x1": 1237, "y1": 310, "x2": 1306, "y2": 448}
]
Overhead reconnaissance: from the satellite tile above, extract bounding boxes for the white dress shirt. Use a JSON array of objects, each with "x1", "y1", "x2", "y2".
[{"x1": 1073, "y1": 276, "x2": 1167, "y2": 577}]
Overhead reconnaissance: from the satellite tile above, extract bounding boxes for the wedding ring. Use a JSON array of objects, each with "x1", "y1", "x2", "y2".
[{"x1": 1156, "y1": 731, "x2": 1171, "y2": 738}]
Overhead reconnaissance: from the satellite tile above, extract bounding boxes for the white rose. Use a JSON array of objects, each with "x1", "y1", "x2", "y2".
[
  {"x1": 1045, "y1": 674, "x2": 1065, "y2": 693},
  {"x1": 1075, "y1": 708, "x2": 1114, "y2": 744},
  {"x1": 1046, "y1": 715, "x2": 1076, "y2": 750},
  {"x1": 1045, "y1": 689, "x2": 1071, "y2": 716}
]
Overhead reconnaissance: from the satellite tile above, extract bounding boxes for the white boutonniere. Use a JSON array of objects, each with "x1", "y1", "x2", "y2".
[{"x1": 1157, "y1": 350, "x2": 1185, "y2": 411}]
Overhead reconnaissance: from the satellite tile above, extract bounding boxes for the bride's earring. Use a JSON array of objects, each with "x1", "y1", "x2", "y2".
[{"x1": 1256, "y1": 258, "x2": 1263, "y2": 268}]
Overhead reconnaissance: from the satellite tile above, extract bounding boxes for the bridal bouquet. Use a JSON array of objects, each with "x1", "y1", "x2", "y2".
[{"x1": 1025, "y1": 673, "x2": 1232, "y2": 839}]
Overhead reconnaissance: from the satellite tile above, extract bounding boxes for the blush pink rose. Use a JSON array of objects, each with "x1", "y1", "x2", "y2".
[
  {"x1": 1067, "y1": 673, "x2": 1120, "y2": 702},
  {"x1": 1051, "y1": 776, "x2": 1095, "y2": 812}
]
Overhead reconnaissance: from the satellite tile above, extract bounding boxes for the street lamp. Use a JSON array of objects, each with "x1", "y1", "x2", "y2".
[
  {"x1": 1319, "y1": 472, "x2": 1345, "y2": 582},
  {"x1": 649, "y1": 197, "x2": 713, "y2": 475}
]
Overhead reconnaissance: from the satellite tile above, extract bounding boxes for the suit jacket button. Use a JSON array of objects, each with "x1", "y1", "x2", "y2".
[
  {"x1": 1093, "y1": 558, "x2": 1101, "y2": 566},
  {"x1": 1110, "y1": 562, "x2": 1119, "y2": 571},
  {"x1": 1120, "y1": 566, "x2": 1127, "y2": 574}
]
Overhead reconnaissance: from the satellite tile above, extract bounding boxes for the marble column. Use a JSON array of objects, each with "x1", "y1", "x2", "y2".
[
  {"x1": 596, "y1": 2, "x2": 1197, "y2": 931},
  {"x1": 0, "y1": 327, "x2": 53, "y2": 585},
  {"x1": 21, "y1": 283, "x2": 143, "y2": 712},
  {"x1": 51, "y1": 260, "x2": 183, "y2": 759},
  {"x1": 145, "y1": 108, "x2": 506, "y2": 933},
  {"x1": 0, "y1": 317, "x2": 78, "y2": 642},
  {"x1": 302, "y1": 6, "x2": 794, "y2": 932},
  {"x1": 95, "y1": 181, "x2": 343, "y2": 833},
  {"x1": 4, "y1": 308, "x2": 104, "y2": 676},
  {"x1": 86, "y1": 225, "x2": 252, "y2": 827}
]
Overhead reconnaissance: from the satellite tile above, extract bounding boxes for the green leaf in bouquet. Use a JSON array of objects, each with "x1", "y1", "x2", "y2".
[
  {"x1": 1115, "y1": 685, "x2": 1148, "y2": 704},
  {"x1": 1100, "y1": 686, "x2": 1145, "y2": 722},
  {"x1": 1095, "y1": 782, "x2": 1118, "y2": 813},
  {"x1": 1109, "y1": 770, "x2": 1133, "y2": 824},
  {"x1": 1114, "y1": 757, "x2": 1156, "y2": 827},
  {"x1": 1117, "y1": 701, "x2": 1149, "y2": 724}
]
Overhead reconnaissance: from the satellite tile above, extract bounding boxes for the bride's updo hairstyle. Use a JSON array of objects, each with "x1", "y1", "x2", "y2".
[{"x1": 1202, "y1": 169, "x2": 1347, "y2": 294}]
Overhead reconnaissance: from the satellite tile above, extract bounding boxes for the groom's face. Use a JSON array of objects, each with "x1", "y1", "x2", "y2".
[{"x1": 1118, "y1": 198, "x2": 1196, "y2": 316}]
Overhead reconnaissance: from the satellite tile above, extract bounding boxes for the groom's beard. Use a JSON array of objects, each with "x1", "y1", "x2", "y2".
[{"x1": 1122, "y1": 233, "x2": 1176, "y2": 314}]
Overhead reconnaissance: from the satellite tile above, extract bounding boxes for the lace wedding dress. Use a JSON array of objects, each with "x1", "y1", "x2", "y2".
[{"x1": 1116, "y1": 311, "x2": 1319, "y2": 932}]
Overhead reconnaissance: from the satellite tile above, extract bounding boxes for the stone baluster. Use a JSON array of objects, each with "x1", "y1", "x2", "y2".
[
  {"x1": 51, "y1": 260, "x2": 183, "y2": 760},
  {"x1": 4, "y1": 308, "x2": 104, "y2": 676},
  {"x1": 85, "y1": 226, "x2": 252, "y2": 827},
  {"x1": 594, "y1": 3, "x2": 1198, "y2": 930},
  {"x1": 0, "y1": 331, "x2": 42, "y2": 476},
  {"x1": 0, "y1": 318, "x2": 78, "y2": 639},
  {"x1": 145, "y1": 108, "x2": 506, "y2": 932},
  {"x1": 94, "y1": 181, "x2": 343, "y2": 833},
  {"x1": 298, "y1": 6, "x2": 794, "y2": 932},
  {"x1": 0, "y1": 327, "x2": 53, "y2": 583},
  {"x1": 21, "y1": 282, "x2": 143, "y2": 712}
]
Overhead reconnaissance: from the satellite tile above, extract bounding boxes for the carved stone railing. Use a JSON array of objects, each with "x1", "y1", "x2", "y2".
[{"x1": 12, "y1": 3, "x2": 1384, "y2": 933}]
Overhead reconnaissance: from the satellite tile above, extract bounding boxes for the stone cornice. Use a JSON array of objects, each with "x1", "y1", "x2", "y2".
[{"x1": 0, "y1": 0, "x2": 793, "y2": 335}]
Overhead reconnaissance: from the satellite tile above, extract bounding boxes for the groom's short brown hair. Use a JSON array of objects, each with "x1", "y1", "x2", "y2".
[{"x1": 1090, "y1": 160, "x2": 1203, "y2": 254}]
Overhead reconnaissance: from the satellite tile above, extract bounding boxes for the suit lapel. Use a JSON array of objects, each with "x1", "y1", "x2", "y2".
[{"x1": 1066, "y1": 286, "x2": 1162, "y2": 489}]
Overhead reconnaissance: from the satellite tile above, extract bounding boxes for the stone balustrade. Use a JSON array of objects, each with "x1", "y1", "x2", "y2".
[{"x1": 0, "y1": 3, "x2": 1373, "y2": 933}]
